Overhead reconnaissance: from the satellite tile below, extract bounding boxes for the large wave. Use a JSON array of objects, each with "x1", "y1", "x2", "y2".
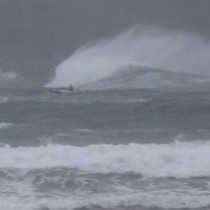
[
  {"x1": 45, "y1": 26, "x2": 210, "y2": 88},
  {"x1": 80, "y1": 67, "x2": 206, "y2": 90}
]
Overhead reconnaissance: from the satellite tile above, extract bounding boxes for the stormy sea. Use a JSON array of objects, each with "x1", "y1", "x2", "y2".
[
  {"x1": 1, "y1": 64, "x2": 210, "y2": 210},
  {"x1": 2, "y1": 22, "x2": 210, "y2": 209}
]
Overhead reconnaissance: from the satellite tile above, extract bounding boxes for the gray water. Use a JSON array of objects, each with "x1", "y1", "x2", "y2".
[{"x1": 0, "y1": 85, "x2": 210, "y2": 210}]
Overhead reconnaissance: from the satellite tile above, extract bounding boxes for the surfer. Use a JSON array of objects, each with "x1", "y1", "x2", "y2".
[{"x1": 49, "y1": 84, "x2": 74, "y2": 94}]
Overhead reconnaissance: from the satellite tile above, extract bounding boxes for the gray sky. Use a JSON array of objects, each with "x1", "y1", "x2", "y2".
[{"x1": 1, "y1": 0, "x2": 210, "y2": 85}]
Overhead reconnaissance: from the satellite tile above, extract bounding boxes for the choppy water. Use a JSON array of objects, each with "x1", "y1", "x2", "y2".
[{"x1": 0, "y1": 85, "x2": 210, "y2": 210}]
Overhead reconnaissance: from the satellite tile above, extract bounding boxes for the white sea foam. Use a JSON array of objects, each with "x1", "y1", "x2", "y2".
[
  {"x1": 1, "y1": 141, "x2": 210, "y2": 178},
  {"x1": 0, "y1": 123, "x2": 13, "y2": 129},
  {"x1": 74, "y1": 128, "x2": 95, "y2": 132},
  {"x1": 1, "y1": 190, "x2": 210, "y2": 210}
]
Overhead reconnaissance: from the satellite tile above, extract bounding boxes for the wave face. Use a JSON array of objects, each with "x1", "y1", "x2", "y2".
[{"x1": 80, "y1": 66, "x2": 207, "y2": 90}]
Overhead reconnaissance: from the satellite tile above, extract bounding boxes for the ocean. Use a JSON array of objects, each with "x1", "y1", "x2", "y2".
[{"x1": 0, "y1": 69, "x2": 210, "y2": 210}]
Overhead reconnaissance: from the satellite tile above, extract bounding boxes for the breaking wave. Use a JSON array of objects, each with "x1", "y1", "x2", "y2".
[
  {"x1": 80, "y1": 67, "x2": 206, "y2": 90},
  {"x1": 1, "y1": 141, "x2": 210, "y2": 178},
  {"x1": 46, "y1": 26, "x2": 210, "y2": 88}
]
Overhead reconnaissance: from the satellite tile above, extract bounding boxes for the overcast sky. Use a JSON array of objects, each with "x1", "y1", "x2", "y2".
[{"x1": 1, "y1": 0, "x2": 210, "y2": 85}]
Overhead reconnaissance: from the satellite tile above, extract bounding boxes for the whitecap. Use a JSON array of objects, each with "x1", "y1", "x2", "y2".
[
  {"x1": 0, "y1": 141, "x2": 210, "y2": 178},
  {"x1": 74, "y1": 128, "x2": 95, "y2": 132},
  {"x1": 0, "y1": 123, "x2": 13, "y2": 129}
]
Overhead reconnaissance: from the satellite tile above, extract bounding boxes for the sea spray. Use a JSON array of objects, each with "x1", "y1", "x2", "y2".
[{"x1": 45, "y1": 26, "x2": 210, "y2": 88}]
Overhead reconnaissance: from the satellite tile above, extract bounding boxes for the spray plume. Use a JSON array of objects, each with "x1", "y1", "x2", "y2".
[{"x1": 46, "y1": 27, "x2": 210, "y2": 88}]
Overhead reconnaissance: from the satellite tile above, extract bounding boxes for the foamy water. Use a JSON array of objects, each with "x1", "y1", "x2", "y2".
[
  {"x1": 0, "y1": 141, "x2": 209, "y2": 178},
  {"x1": 0, "y1": 122, "x2": 13, "y2": 129},
  {"x1": 1, "y1": 86, "x2": 210, "y2": 210},
  {"x1": 1, "y1": 190, "x2": 210, "y2": 210}
]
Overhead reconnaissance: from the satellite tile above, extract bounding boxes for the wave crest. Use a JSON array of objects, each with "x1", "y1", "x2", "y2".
[
  {"x1": 1, "y1": 141, "x2": 210, "y2": 178},
  {"x1": 45, "y1": 27, "x2": 210, "y2": 88}
]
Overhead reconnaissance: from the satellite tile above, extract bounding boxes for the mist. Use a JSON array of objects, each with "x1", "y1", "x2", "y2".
[{"x1": 46, "y1": 26, "x2": 210, "y2": 88}]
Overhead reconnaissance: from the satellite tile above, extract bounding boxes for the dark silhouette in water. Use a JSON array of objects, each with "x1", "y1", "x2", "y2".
[{"x1": 49, "y1": 83, "x2": 74, "y2": 94}]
